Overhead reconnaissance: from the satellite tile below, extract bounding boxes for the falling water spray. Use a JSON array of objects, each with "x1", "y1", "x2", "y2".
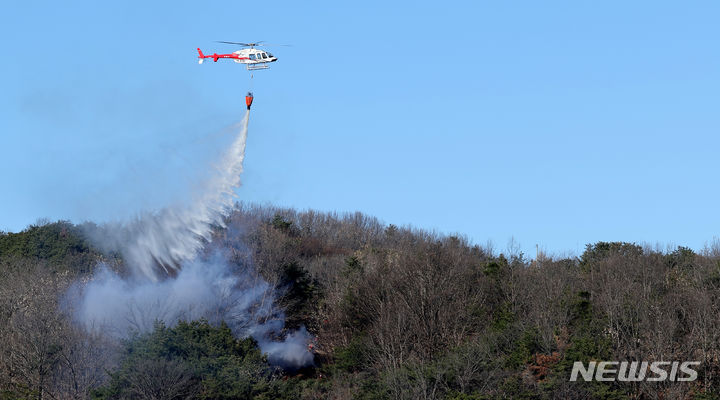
[{"x1": 71, "y1": 107, "x2": 314, "y2": 369}]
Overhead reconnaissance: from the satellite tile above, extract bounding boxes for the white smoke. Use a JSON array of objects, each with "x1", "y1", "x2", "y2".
[
  {"x1": 72, "y1": 111, "x2": 314, "y2": 369},
  {"x1": 72, "y1": 256, "x2": 314, "y2": 369}
]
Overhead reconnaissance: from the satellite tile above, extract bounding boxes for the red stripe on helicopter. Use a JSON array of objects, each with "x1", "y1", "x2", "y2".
[{"x1": 199, "y1": 54, "x2": 250, "y2": 60}]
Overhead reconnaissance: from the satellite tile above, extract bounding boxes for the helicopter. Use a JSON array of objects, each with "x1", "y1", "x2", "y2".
[{"x1": 197, "y1": 41, "x2": 285, "y2": 70}]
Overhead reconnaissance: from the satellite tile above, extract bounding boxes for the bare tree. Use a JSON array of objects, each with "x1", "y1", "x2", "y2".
[
  {"x1": 125, "y1": 358, "x2": 200, "y2": 400},
  {"x1": 0, "y1": 261, "x2": 116, "y2": 399}
]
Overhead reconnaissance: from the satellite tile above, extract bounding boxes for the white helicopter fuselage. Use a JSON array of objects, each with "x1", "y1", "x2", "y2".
[{"x1": 233, "y1": 48, "x2": 278, "y2": 69}]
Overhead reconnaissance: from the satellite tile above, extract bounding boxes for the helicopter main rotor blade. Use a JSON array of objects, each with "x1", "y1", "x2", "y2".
[
  {"x1": 216, "y1": 41, "x2": 253, "y2": 46},
  {"x1": 216, "y1": 41, "x2": 268, "y2": 47},
  {"x1": 215, "y1": 41, "x2": 292, "y2": 47}
]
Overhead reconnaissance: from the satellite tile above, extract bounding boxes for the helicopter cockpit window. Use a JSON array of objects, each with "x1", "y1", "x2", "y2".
[
  {"x1": 249, "y1": 54, "x2": 256, "y2": 60},
  {"x1": 268, "y1": 53, "x2": 274, "y2": 57},
  {"x1": 262, "y1": 53, "x2": 267, "y2": 59}
]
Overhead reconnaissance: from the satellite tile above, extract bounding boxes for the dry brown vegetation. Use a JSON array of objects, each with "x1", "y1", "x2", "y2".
[{"x1": 1, "y1": 206, "x2": 720, "y2": 399}]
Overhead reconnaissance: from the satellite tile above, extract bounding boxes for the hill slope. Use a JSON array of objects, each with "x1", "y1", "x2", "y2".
[{"x1": 1, "y1": 205, "x2": 719, "y2": 399}]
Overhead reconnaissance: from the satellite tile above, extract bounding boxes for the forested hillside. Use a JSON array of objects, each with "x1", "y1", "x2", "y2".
[{"x1": 1, "y1": 205, "x2": 719, "y2": 399}]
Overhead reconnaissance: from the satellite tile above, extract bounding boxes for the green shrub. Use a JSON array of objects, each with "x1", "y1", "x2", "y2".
[{"x1": 92, "y1": 320, "x2": 302, "y2": 400}]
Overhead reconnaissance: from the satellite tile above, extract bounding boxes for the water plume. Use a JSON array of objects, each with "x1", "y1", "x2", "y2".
[{"x1": 72, "y1": 111, "x2": 314, "y2": 369}]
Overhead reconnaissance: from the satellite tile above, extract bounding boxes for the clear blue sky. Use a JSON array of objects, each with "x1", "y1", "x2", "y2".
[{"x1": 1, "y1": 1, "x2": 718, "y2": 257}]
